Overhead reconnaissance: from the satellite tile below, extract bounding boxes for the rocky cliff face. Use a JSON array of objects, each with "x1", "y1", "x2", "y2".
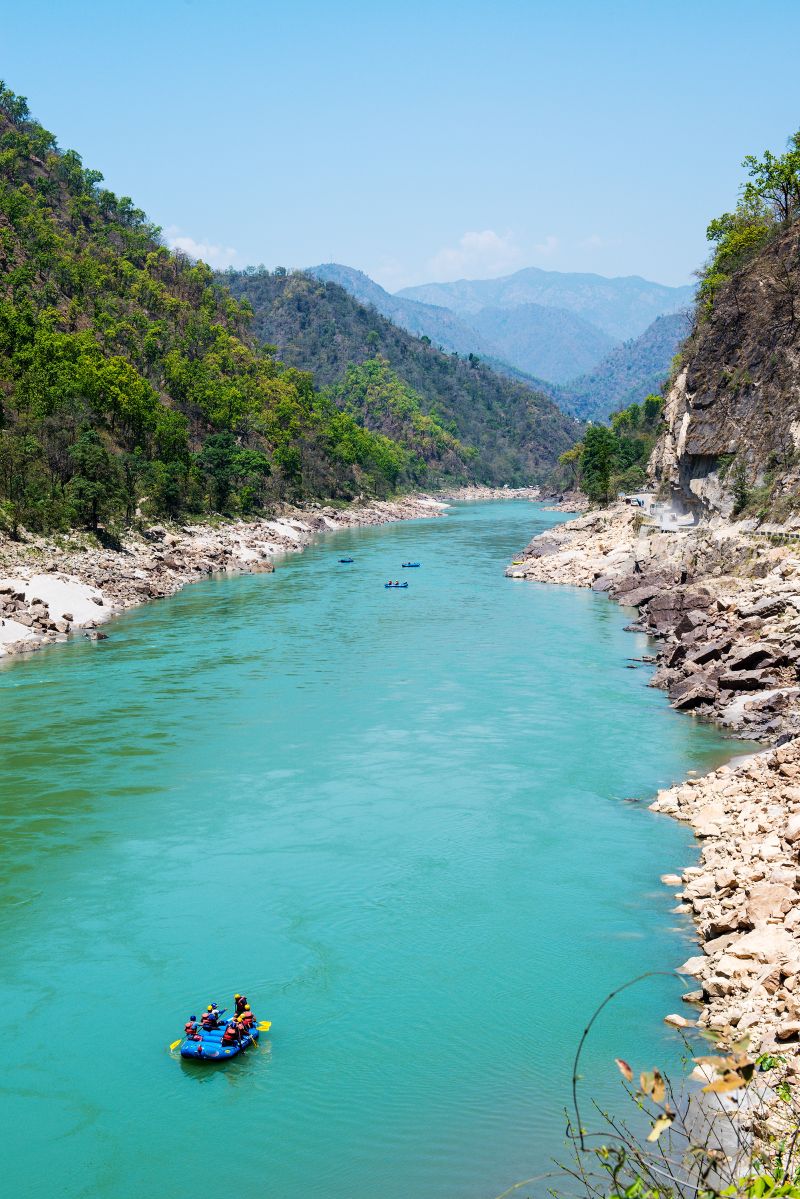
[{"x1": 652, "y1": 222, "x2": 800, "y2": 520}]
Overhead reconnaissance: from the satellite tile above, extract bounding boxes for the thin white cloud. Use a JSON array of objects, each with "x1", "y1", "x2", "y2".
[
  {"x1": 427, "y1": 230, "x2": 522, "y2": 281},
  {"x1": 532, "y1": 234, "x2": 559, "y2": 257},
  {"x1": 164, "y1": 225, "x2": 240, "y2": 269},
  {"x1": 578, "y1": 234, "x2": 605, "y2": 250}
]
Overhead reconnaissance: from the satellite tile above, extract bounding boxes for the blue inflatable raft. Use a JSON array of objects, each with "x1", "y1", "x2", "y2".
[
  {"x1": 180, "y1": 1023, "x2": 260, "y2": 1061},
  {"x1": 384, "y1": 582, "x2": 408, "y2": 588},
  {"x1": 401, "y1": 562, "x2": 420, "y2": 568},
  {"x1": 338, "y1": 557, "x2": 354, "y2": 563}
]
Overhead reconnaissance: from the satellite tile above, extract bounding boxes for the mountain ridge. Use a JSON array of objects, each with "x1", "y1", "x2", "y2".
[
  {"x1": 398, "y1": 265, "x2": 695, "y2": 341},
  {"x1": 221, "y1": 267, "x2": 580, "y2": 485}
]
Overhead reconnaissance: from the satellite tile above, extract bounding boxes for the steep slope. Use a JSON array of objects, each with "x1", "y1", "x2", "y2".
[
  {"x1": 652, "y1": 219, "x2": 800, "y2": 520},
  {"x1": 555, "y1": 311, "x2": 691, "y2": 421},
  {"x1": 307, "y1": 263, "x2": 492, "y2": 358},
  {"x1": 399, "y1": 267, "x2": 695, "y2": 341},
  {"x1": 467, "y1": 302, "x2": 614, "y2": 382},
  {"x1": 0, "y1": 83, "x2": 437, "y2": 530},
  {"x1": 221, "y1": 268, "x2": 580, "y2": 484}
]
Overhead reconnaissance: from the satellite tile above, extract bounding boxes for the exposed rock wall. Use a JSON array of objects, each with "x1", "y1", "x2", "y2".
[{"x1": 652, "y1": 222, "x2": 800, "y2": 519}]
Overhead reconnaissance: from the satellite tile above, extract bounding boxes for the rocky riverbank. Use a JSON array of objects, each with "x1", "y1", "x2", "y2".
[
  {"x1": 0, "y1": 494, "x2": 446, "y2": 659},
  {"x1": 435, "y1": 485, "x2": 541, "y2": 502},
  {"x1": 507, "y1": 502, "x2": 800, "y2": 1079}
]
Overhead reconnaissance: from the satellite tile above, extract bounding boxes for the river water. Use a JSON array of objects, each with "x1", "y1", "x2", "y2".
[{"x1": 0, "y1": 501, "x2": 739, "y2": 1199}]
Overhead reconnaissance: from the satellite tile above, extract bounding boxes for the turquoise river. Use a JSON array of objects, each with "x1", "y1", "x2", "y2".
[{"x1": 0, "y1": 501, "x2": 741, "y2": 1199}]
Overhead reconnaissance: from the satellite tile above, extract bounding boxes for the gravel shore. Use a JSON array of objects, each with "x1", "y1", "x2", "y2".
[{"x1": 0, "y1": 494, "x2": 446, "y2": 659}]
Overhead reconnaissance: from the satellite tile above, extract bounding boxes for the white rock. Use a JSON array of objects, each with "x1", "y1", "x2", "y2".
[
  {"x1": 664, "y1": 1013, "x2": 694, "y2": 1028},
  {"x1": 677, "y1": 956, "x2": 707, "y2": 977}
]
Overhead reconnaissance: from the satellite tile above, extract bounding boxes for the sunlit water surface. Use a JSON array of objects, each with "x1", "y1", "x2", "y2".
[{"x1": 0, "y1": 501, "x2": 739, "y2": 1198}]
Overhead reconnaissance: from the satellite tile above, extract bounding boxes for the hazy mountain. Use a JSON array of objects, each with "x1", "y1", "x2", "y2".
[
  {"x1": 222, "y1": 268, "x2": 580, "y2": 484},
  {"x1": 307, "y1": 263, "x2": 492, "y2": 357},
  {"x1": 467, "y1": 303, "x2": 615, "y2": 383},
  {"x1": 398, "y1": 267, "x2": 695, "y2": 341},
  {"x1": 554, "y1": 311, "x2": 691, "y2": 421}
]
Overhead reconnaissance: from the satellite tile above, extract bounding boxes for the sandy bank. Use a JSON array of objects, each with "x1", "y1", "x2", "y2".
[{"x1": 0, "y1": 494, "x2": 446, "y2": 660}]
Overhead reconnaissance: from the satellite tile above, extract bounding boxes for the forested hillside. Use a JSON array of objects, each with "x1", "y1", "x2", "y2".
[
  {"x1": 308, "y1": 263, "x2": 493, "y2": 358},
  {"x1": 553, "y1": 311, "x2": 690, "y2": 421},
  {"x1": 467, "y1": 302, "x2": 614, "y2": 382},
  {"x1": 222, "y1": 268, "x2": 579, "y2": 484},
  {"x1": 0, "y1": 84, "x2": 469, "y2": 534}
]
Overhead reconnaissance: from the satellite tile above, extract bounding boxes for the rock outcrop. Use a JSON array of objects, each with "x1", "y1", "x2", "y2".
[{"x1": 651, "y1": 221, "x2": 800, "y2": 520}]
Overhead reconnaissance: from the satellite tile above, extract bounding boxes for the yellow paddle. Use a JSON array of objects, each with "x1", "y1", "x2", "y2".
[{"x1": 169, "y1": 1020, "x2": 270, "y2": 1049}]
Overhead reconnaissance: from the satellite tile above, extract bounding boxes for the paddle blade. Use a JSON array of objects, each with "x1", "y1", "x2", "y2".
[
  {"x1": 257, "y1": 1021, "x2": 272, "y2": 1031},
  {"x1": 169, "y1": 1039, "x2": 182, "y2": 1051}
]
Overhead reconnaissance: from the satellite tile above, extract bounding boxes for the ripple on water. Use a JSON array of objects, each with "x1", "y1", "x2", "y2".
[{"x1": 0, "y1": 502, "x2": 742, "y2": 1199}]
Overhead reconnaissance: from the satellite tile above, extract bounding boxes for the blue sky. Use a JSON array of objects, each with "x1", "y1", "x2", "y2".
[{"x1": 4, "y1": 0, "x2": 800, "y2": 288}]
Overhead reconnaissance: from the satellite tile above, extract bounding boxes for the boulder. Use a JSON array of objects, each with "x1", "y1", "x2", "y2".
[
  {"x1": 619, "y1": 583, "x2": 667, "y2": 608},
  {"x1": 677, "y1": 955, "x2": 707, "y2": 977},
  {"x1": 692, "y1": 804, "x2": 727, "y2": 838},
  {"x1": 675, "y1": 610, "x2": 708, "y2": 637},
  {"x1": 746, "y1": 882, "x2": 795, "y2": 925},
  {"x1": 726, "y1": 926, "x2": 799, "y2": 964},
  {"x1": 664, "y1": 1012, "x2": 694, "y2": 1028},
  {"x1": 740, "y1": 596, "x2": 787, "y2": 619},
  {"x1": 719, "y1": 670, "x2": 769, "y2": 691},
  {"x1": 590, "y1": 575, "x2": 614, "y2": 592},
  {"x1": 726, "y1": 642, "x2": 781, "y2": 672},
  {"x1": 686, "y1": 638, "x2": 733, "y2": 666},
  {"x1": 786, "y1": 814, "x2": 800, "y2": 844},
  {"x1": 525, "y1": 539, "x2": 561, "y2": 559},
  {"x1": 670, "y1": 674, "x2": 718, "y2": 709}
]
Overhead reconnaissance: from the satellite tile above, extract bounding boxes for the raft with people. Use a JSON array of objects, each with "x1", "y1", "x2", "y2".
[
  {"x1": 384, "y1": 581, "x2": 408, "y2": 588},
  {"x1": 173, "y1": 994, "x2": 271, "y2": 1062},
  {"x1": 401, "y1": 562, "x2": 420, "y2": 568},
  {"x1": 338, "y1": 557, "x2": 354, "y2": 563}
]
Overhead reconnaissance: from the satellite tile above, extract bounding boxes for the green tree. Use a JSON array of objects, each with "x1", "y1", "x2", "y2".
[
  {"x1": 581, "y1": 425, "x2": 618, "y2": 503},
  {"x1": 742, "y1": 132, "x2": 800, "y2": 225},
  {"x1": 67, "y1": 428, "x2": 122, "y2": 529},
  {"x1": 557, "y1": 442, "x2": 584, "y2": 488},
  {"x1": 198, "y1": 432, "x2": 237, "y2": 511}
]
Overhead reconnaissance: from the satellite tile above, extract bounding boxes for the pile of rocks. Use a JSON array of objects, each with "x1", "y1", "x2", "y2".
[
  {"x1": 653, "y1": 739, "x2": 800, "y2": 1066},
  {"x1": 506, "y1": 504, "x2": 800, "y2": 741}
]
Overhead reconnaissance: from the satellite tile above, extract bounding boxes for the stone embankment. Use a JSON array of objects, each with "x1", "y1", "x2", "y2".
[
  {"x1": 0, "y1": 494, "x2": 446, "y2": 659},
  {"x1": 652, "y1": 741, "x2": 800, "y2": 1068},
  {"x1": 507, "y1": 502, "x2": 800, "y2": 1073}
]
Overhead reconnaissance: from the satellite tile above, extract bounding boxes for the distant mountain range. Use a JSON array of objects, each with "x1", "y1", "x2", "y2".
[
  {"x1": 553, "y1": 312, "x2": 692, "y2": 422},
  {"x1": 398, "y1": 267, "x2": 695, "y2": 342},
  {"x1": 308, "y1": 263, "x2": 693, "y2": 419}
]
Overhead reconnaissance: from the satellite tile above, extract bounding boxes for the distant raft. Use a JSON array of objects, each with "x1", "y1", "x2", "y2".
[
  {"x1": 384, "y1": 582, "x2": 409, "y2": 589},
  {"x1": 338, "y1": 557, "x2": 355, "y2": 563},
  {"x1": 401, "y1": 562, "x2": 421, "y2": 568},
  {"x1": 180, "y1": 1024, "x2": 261, "y2": 1061}
]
